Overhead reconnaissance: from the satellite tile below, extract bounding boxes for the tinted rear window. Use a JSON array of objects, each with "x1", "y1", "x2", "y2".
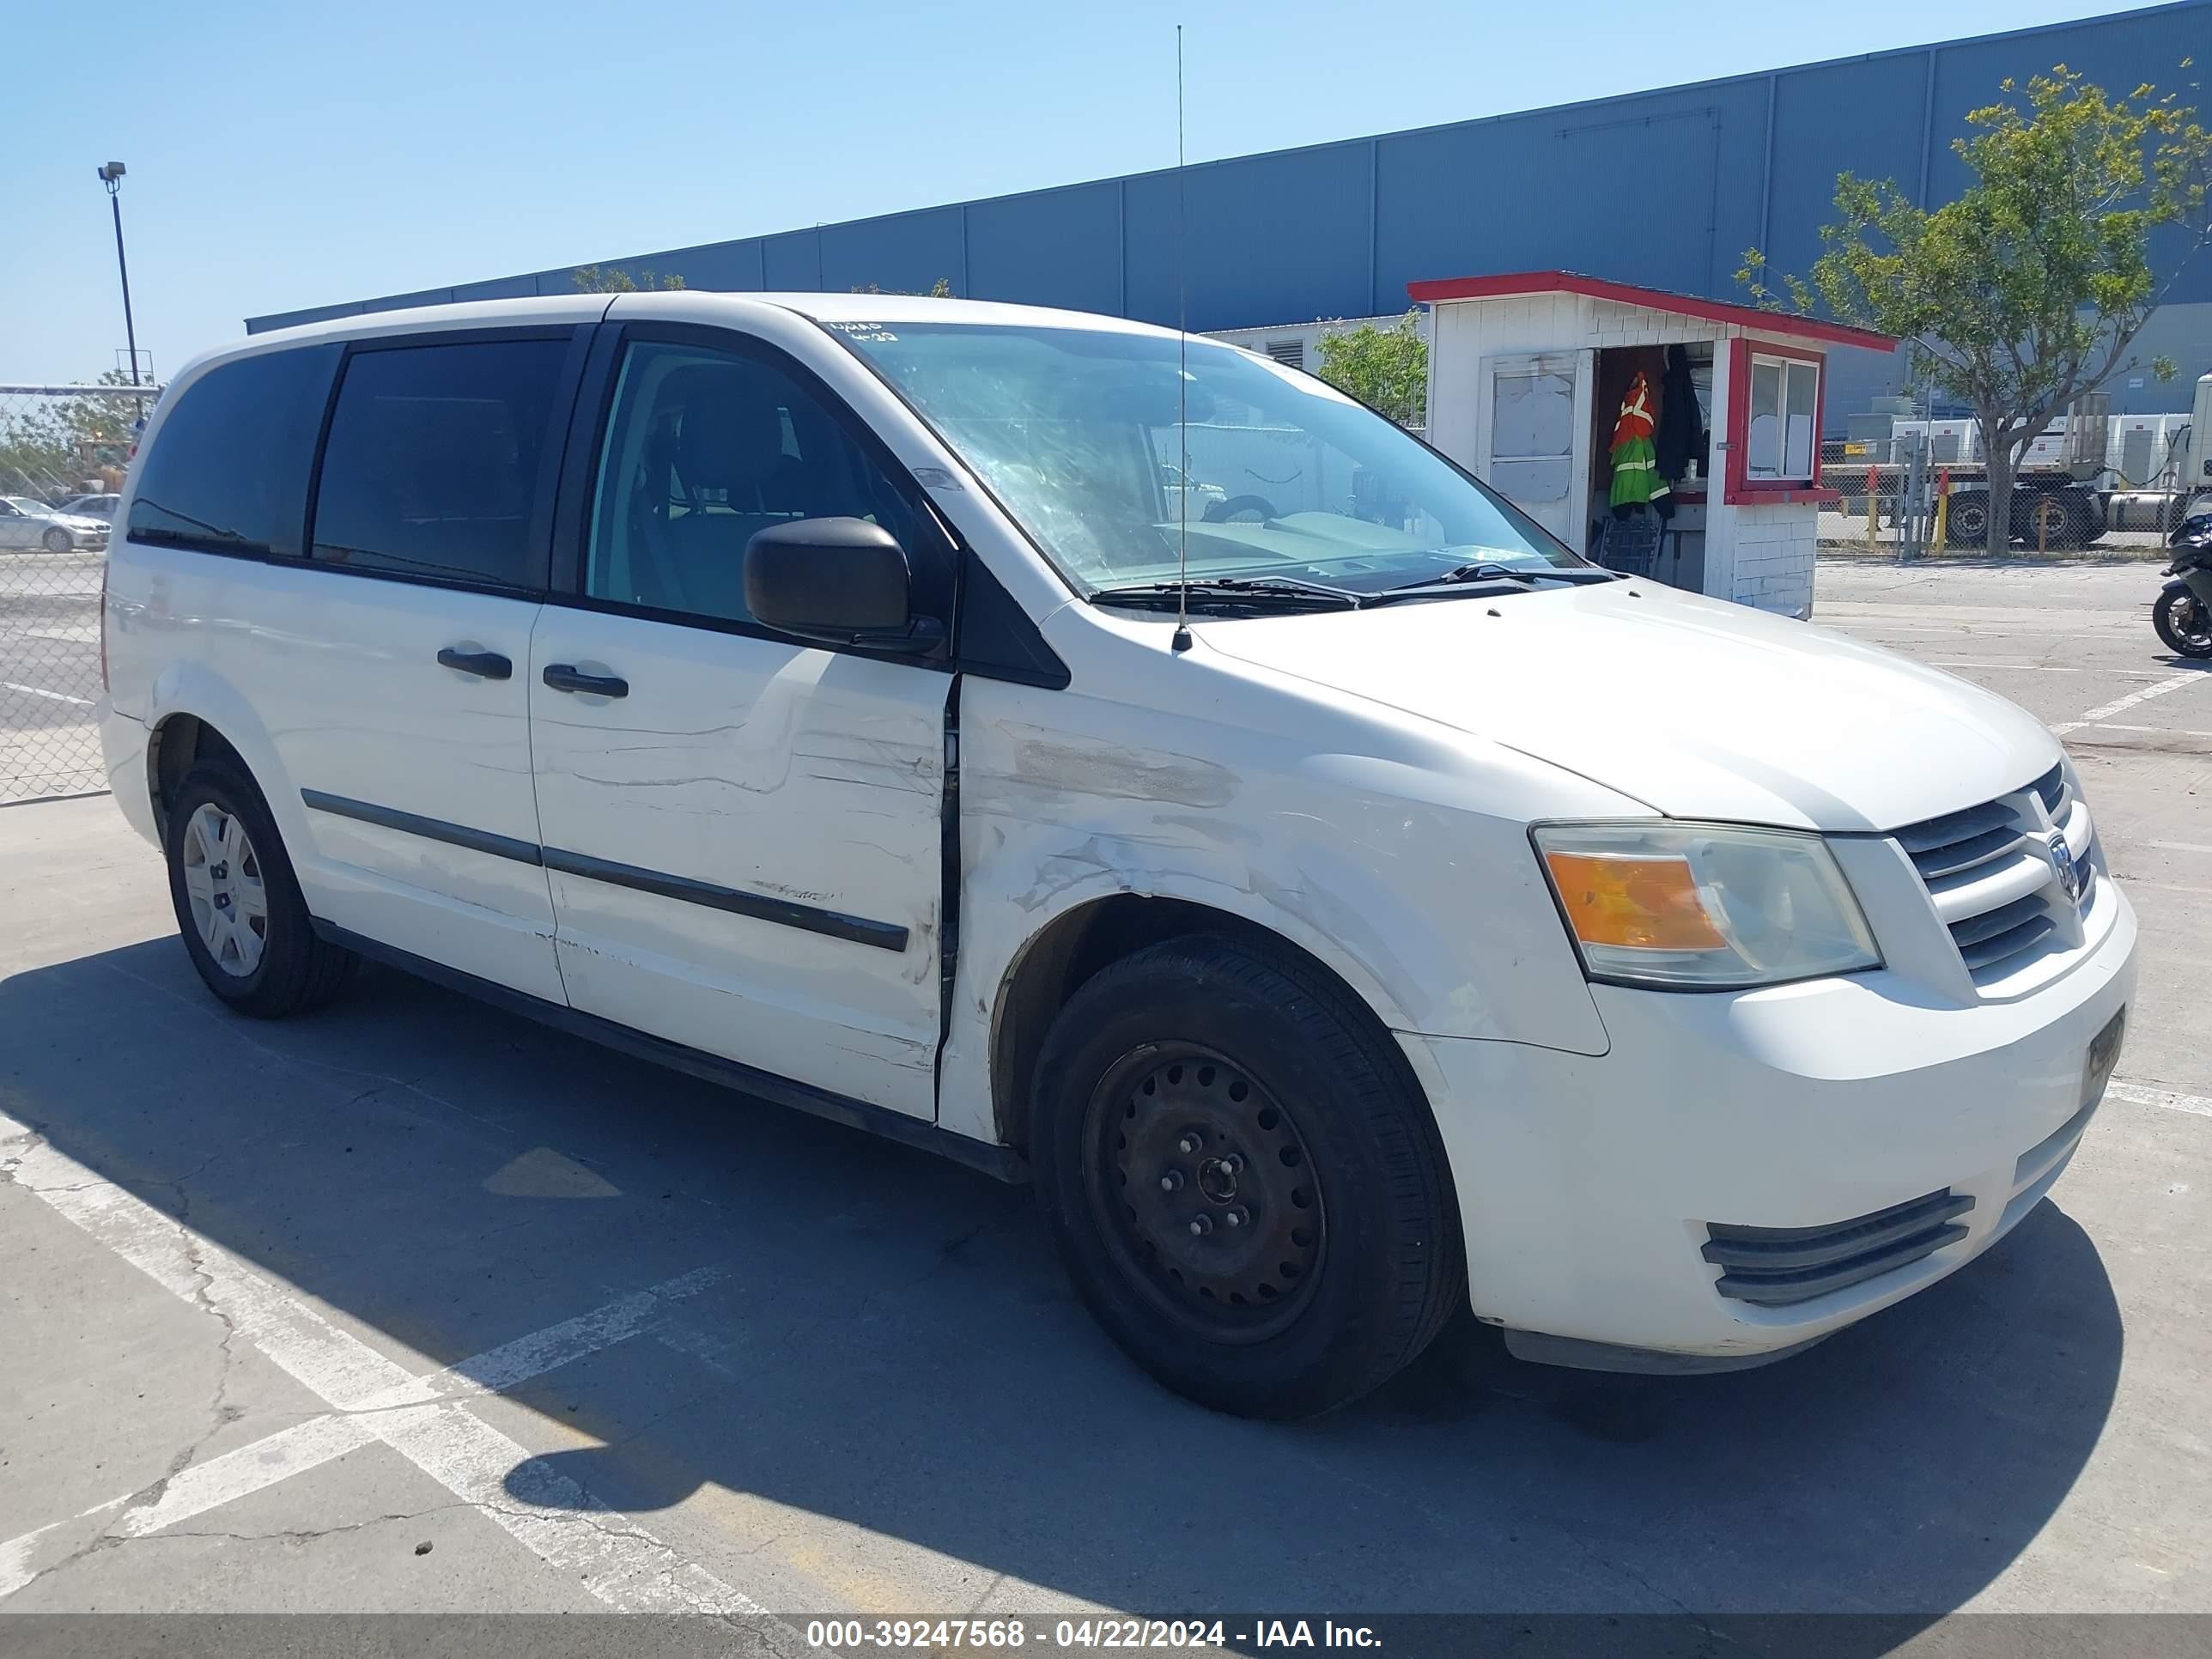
[
  {"x1": 127, "y1": 345, "x2": 339, "y2": 557},
  {"x1": 309, "y1": 338, "x2": 569, "y2": 589}
]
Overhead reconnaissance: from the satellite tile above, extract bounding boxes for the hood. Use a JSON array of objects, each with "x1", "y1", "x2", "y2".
[{"x1": 1197, "y1": 580, "x2": 2057, "y2": 831}]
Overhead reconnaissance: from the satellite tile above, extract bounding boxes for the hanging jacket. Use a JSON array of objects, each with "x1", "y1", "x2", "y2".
[
  {"x1": 1654, "y1": 344, "x2": 1705, "y2": 484},
  {"x1": 1608, "y1": 371, "x2": 1670, "y2": 510}
]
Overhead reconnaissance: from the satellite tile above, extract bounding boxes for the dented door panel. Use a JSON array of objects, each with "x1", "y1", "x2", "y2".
[{"x1": 528, "y1": 605, "x2": 945, "y2": 1119}]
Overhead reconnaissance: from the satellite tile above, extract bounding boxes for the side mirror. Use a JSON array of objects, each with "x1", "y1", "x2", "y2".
[{"x1": 744, "y1": 518, "x2": 945, "y2": 651}]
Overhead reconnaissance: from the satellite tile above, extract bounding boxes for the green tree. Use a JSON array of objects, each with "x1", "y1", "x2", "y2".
[
  {"x1": 571, "y1": 264, "x2": 687, "y2": 292},
  {"x1": 0, "y1": 370, "x2": 146, "y2": 498},
  {"x1": 1316, "y1": 310, "x2": 1427, "y2": 429},
  {"x1": 1741, "y1": 64, "x2": 2209, "y2": 554}
]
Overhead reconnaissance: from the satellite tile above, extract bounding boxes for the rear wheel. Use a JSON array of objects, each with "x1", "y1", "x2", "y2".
[
  {"x1": 1030, "y1": 934, "x2": 1462, "y2": 1418},
  {"x1": 2016, "y1": 492, "x2": 2085, "y2": 550},
  {"x1": 164, "y1": 763, "x2": 357, "y2": 1017},
  {"x1": 2153, "y1": 587, "x2": 2212, "y2": 659}
]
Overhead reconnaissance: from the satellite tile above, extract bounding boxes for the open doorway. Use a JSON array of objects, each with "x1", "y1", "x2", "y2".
[{"x1": 1587, "y1": 343, "x2": 1712, "y2": 592}]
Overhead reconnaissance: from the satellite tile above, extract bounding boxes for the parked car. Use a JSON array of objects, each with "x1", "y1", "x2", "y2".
[
  {"x1": 0, "y1": 495, "x2": 110, "y2": 552},
  {"x1": 61, "y1": 492, "x2": 124, "y2": 521},
  {"x1": 99, "y1": 294, "x2": 2136, "y2": 1417}
]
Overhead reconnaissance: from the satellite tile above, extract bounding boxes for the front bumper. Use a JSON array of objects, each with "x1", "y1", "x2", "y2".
[{"x1": 1407, "y1": 871, "x2": 2136, "y2": 1365}]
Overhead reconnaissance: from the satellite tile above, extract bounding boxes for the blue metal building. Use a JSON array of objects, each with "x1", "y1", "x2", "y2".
[{"x1": 247, "y1": 2, "x2": 2212, "y2": 420}]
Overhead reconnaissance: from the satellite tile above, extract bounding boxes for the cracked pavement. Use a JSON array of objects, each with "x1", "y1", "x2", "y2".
[{"x1": 1, "y1": 558, "x2": 2209, "y2": 1624}]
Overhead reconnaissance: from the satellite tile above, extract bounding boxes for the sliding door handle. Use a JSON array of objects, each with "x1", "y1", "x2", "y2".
[
  {"x1": 542, "y1": 663, "x2": 629, "y2": 699},
  {"x1": 435, "y1": 647, "x2": 512, "y2": 680}
]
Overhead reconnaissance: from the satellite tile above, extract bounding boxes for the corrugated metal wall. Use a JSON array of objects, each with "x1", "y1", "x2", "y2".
[{"x1": 247, "y1": 1, "x2": 2211, "y2": 386}]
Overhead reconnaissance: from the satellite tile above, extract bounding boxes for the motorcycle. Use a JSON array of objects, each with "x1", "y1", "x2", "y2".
[{"x1": 2154, "y1": 495, "x2": 2212, "y2": 659}]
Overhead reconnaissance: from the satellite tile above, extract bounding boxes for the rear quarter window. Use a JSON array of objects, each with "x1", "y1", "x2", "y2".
[{"x1": 127, "y1": 345, "x2": 340, "y2": 557}]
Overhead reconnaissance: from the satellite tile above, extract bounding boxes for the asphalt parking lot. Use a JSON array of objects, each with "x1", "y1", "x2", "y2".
[{"x1": 2, "y1": 555, "x2": 2208, "y2": 1636}]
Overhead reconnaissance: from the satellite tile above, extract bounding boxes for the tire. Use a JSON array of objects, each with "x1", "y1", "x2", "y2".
[
  {"x1": 1029, "y1": 933, "x2": 1463, "y2": 1419},
  {"x1": 1946, "y1": 493, "x2": 1991, "y2": 549},
  {"x1": 2153, "y1": 587, "x2": 2212, "y2": 659},
  {"x1": 164, "y1": 762, "x2": 357, "y2": 1017},
  {"x1": 2010, "y1": 491, "x2": 2080, "y2": 550},
  {"x1": 41, "y1": 526, "x2": 70, "y2": 554}
]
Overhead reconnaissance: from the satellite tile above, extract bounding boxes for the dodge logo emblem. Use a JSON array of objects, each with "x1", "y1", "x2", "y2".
[{"x1": 2047, "y1": 830, "x2": 2082, "y2": 904}]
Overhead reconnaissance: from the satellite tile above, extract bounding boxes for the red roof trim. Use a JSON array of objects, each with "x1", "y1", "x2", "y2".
[{"x1": 1405, "y1": 270, "x2": 1896, "y2": 351}]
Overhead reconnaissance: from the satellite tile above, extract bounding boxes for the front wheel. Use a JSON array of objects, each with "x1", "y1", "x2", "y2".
[
  {"x1": 1030, "y1": 934, "x2": 1463, "y2": 1418},
  {"x1": 2154, "y1": 586, "x2": 2212, "y2": 659},
  {"x1": 41, "y1": 526, "x2": 70, "y2": 554},
  {"x1": 164, "y1": 763, "x2": 358, "y2": 1017}
]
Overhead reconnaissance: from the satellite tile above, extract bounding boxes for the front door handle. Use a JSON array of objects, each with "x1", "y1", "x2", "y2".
[
  {"x1": 436, "y1": 647, "x2": 513, "y2": 680},
  {"x1": 542, "y1": 663, "x2": 629, "y2": 699}
]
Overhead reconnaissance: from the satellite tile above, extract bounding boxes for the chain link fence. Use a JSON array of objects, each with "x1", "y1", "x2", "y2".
[
  {"x1": 1814, "y1": 401, "x2": 2194, "y2": 556},
  {"x1": 2, "y1": 383, "x2": 157, "y2": 803}
]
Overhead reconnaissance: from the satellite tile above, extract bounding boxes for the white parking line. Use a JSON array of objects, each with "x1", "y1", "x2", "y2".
[
  {"x1": 0, "y1": 1110, "x2": 770, "y2": 1615},
  {"x1": 114, "y1": 1413, "x2": 385, "y2": 1540},
  {"x1": 1, "y1": 681, "x2": 94, "y2": 708},
  {"x1": 2107, "y1": 1080, "x2": 2212, "y2": 1120},
  {"x1": 2053, "y1": 670, "x2": 2209, "y2": 735},
  {"x1": 1931, "y1": 660, "x2": 2175, "y2": 677}
]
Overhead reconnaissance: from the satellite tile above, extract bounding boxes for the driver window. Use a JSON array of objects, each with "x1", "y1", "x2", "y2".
[{"x1": 586, "y1": 340, "x2": 939, "y2": 628}]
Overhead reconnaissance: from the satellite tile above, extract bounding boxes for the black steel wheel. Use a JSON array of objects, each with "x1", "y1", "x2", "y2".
[
  {"x1": 1030, "y1": 933, "x2": 1463, "y2": 1419},
  {"x1": 2154, "y1": 587, "x2": 2212, "y2": 659},
  {"x1": 1085, "y1": 1044, "x2": 1325, "y2": 1342},
  {"x1": 1946, "y1": 493, "x2": 1991, "y2": 549}
]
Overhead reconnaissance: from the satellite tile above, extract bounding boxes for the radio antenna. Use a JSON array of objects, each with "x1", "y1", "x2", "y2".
[{"x1": 1170, "y1": 22, "x2": 1194, "y2": 654}]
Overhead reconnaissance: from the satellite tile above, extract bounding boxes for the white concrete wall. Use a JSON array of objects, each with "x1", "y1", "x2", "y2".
[{"x1": 1722, "y1": 507, "x2": 1818, "y2": 618}]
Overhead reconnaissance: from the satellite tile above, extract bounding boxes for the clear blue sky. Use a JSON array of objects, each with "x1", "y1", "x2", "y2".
[{"x1": 1, "y1": 0, "x2": 2167, "y2": 386}]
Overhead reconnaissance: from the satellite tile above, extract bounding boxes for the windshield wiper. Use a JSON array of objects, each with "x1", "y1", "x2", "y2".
[
  {"x1": 1369, "y1": 561, "x2": 1618, "y2": 605},
  {"x1": 1087, "y1": 576, "x2": 1365, "y2": 612}
]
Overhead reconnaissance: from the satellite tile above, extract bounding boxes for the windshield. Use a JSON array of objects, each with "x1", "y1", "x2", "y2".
[
  {"x1": 827, "y1": 322, "x2": 1583, "y2": 599},
  {"x1": 3, "y1": 497, "x2": 47, "y2": 515}
]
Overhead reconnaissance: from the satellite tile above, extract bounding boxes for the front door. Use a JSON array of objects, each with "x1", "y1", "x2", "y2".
[
  {"x1": 527, "y1": 327, "x2": 954, "y2": 1118},
  {"x1": 1478, "y1": 350, "x2": 1592, "y2": 547}
]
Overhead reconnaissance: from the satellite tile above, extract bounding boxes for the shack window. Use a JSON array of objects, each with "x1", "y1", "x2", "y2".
[{"x1": 1747, "y1": 354, "x2": 1819, "y2": 482}]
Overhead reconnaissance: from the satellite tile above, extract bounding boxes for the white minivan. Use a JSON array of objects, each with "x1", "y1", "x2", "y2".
[{"x1": 100, "y1": 293, "x2": 2136, "y2": 1416}]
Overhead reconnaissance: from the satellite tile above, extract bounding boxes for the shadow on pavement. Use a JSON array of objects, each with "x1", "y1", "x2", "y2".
[{"x1": 2, "y1": 935, "x2": 2124, "y2": 1630}]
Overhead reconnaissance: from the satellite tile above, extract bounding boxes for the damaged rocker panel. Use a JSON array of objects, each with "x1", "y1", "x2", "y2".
[
  {"x1": 301, "y1": 787, "x2": 909, "y2": 952},
  {"x1": 308, "y1": 919, "x2": 1021, "y2": 1181}
]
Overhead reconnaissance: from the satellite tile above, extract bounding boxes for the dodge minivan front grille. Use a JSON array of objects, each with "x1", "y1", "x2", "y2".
[
  {"x1": 1893, "y1": 763, "x2": 2092, "y2": 989},
  {"x1": 1703, "y1": 1189, "x2": 1975, "y2": 1306}
]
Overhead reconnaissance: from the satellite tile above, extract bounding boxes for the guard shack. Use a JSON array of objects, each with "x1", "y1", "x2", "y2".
[{"x1": 1412, "y1": 271, "x2": 1896, "y2": 618}]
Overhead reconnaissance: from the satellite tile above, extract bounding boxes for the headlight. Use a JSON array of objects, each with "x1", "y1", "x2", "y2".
[{"x1": 1534, "y1": 822, "x2": 1881, "y2": 989}]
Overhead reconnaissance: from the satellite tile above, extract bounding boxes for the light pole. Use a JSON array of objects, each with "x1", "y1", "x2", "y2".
[{"x1": 97, "y1": 161, "x2": 144, "y2": 421}]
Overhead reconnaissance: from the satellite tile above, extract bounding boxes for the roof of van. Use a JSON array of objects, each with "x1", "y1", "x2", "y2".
[{"x1": 234, "y1": 290, "x2": 1193, "y2": 351}]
